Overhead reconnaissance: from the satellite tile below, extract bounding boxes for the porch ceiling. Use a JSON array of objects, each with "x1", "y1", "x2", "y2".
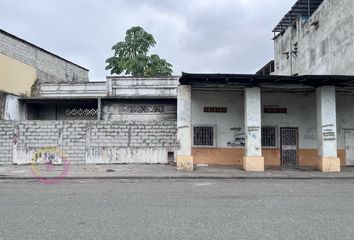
[{"x1": 180, "y1": 73, "x2": 354, "y2": 90}]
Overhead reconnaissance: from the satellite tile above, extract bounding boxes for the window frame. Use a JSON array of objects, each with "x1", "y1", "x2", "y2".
[
  {"x1": 192, "y1": 124, "x2": 217, "y2": 148},
  {"x1": 261, "y1": 126, "x2": 278, "y2": 148}
]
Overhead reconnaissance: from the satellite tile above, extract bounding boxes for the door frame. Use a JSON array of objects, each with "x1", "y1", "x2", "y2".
[{"x1": 280, "y1": 127, "x2": 299, "y2": 167}]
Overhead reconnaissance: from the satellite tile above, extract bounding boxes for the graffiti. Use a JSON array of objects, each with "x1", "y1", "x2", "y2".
[
  {"x1": 227, "y1": 127, "x2": 245, "y2": 147},
  {"x1": 322, "y1": 124, "x2": 336, "y2": 141},
  {"x1": 177, "y1": 160, "x2": 193, "y2": 171},
  {"x1": 31, "y1": 147, "x2": 70, "y2": 185}
]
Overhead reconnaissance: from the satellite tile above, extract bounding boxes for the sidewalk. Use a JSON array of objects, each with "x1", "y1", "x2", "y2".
[{"x1": 0, "y1": 164, "x2": 354, "y2": 180}]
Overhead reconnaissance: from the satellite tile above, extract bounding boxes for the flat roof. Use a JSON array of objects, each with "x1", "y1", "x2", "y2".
[
  {"x1": 0, "y1": 29, "x2": 89, "y2": 71},
  {"x1": 180, "y1": 73, "x2": 354, "y2": 88},
  {"x1": 273, "y1": 0, "x2": 324, "y2": 33}
]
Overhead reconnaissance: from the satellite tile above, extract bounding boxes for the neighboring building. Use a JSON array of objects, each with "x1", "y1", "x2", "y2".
[
  {"x1": 0, "y1": 29, "x2": 89, "y2": 120},
  {"x1": 0, "y1": 29, "x2": 89, "y2": 84},
  {"x1": 0, "y1": 76, "x2": 179, "y2": 165},
  {"x1": 0, "y1": 29, "x2": 178, "y2": 165},
  {"x1": 272, "y1": 0, "x2": 354, "y2": 75}
]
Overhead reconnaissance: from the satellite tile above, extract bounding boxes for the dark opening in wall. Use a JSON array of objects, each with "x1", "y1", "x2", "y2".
[
  {"x1": 168, "y1": 152, "x2": 175, "y2": 165},
  {"x1": 25, "y1": 99, "x2": 98, "y2": 120}
]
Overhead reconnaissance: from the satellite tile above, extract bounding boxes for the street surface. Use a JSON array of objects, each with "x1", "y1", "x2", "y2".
[{"x1": 0, "y1": 179, "x2": 354, "y2": 240}]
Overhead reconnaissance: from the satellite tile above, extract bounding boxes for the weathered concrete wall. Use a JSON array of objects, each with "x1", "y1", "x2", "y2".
[
  {"x1": 107, "y1": 77, "x2": 178, "y2": 98},
  {"x1": 0, "y1": 30, "x2": 89, "y2": 83},
  {"x1": 0, "y1": 120, "x2": 177, "y2": 165},
  {"x1": 192, "y1": 90, "x2": 244, "y2": 148},
  {"x1": 3, "y1": 94, "x2": 26, "y2": 120},
  {"x1": 273, "y1": 0, "x2": 354, "y2": 75},
  {"x1": 38, "y1": 82, "x2": 106, "y2": 98},
  {"x1": 0, "y1": 92, "x2": 5, "y2": 119},
  {"x1": 262, "y1": 92, "x2": 317, "y2": 149},
  {"x1": 102, "y1": 99, "x2": 177, "y2": 121}
]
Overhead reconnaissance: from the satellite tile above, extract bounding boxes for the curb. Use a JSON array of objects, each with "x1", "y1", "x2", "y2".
[{"x1": 1, "y1": 176, "x2": 354, "y2": 180}]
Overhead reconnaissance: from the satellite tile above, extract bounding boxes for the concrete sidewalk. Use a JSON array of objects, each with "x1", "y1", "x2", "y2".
[{"x1": 0, "y1": 164, "x2": 354, "y2": 180}]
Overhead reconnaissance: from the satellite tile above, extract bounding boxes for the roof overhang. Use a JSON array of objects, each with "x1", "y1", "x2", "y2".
[{"x1": 180, "y1": 73, "x2": 354, "y2": 89}]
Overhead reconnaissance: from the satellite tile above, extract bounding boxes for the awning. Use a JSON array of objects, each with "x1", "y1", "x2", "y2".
[
  {"x1": 180, "y1": 73, "x2": 354, "y2": 88},
  {"x1": 273, "y1": 0, "x2": 324, "y2": 33}
]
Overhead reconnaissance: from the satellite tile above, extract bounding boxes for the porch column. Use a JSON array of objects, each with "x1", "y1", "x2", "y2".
[
  {"x1": 177, "y1": 85, "x2": 193, "y2": 171},
  {"x1": 243, "y1": 87, "x2": 264, "y2": 171},
  {"x1": 316, "y1": 86, "x2": 340, "y2": 172}
]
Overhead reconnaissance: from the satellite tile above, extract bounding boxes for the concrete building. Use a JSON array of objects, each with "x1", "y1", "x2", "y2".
[
  {"x1": 0, "y1": 29, "x2": 178, "y2": 165},
  {"x1": 273, "y1": 0, "x2": 354, "y2": 76},
  {"x1": 176, "y1": 0, "x2": 354, "y2": 172}
]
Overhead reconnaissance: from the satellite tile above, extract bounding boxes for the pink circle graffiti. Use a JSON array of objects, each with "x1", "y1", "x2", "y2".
[{"x1": 31, "y1": 147, "x2": 70, "y2": 185}]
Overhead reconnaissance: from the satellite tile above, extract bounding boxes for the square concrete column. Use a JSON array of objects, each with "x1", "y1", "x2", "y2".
[
  {"x1": 243, "y1": 87, "x2": 264, "y2": 171},
  {"x1": 316, "y1": 86, "x2": 340, "y2": 172},
  {"x1": 177, "y1": 85, "x2": 193, "y2": 171}
]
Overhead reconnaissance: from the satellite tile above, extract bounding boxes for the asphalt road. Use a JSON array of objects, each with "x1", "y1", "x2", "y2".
[{"x1": 0, "y1": 179, "x2": 354, "y2": 240}]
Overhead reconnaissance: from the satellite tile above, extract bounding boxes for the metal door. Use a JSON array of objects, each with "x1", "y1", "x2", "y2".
[
  {"x1": 345, "y1": 130, "x2": 354, "y2": 166},
  {"x1": 281, "y1": 128, "x2": 298, "y2": 167}
]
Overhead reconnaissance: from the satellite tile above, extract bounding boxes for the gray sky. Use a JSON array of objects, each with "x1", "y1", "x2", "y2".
[{"x1": 0, "y1": 0, "x2": 294, "y2": 80}]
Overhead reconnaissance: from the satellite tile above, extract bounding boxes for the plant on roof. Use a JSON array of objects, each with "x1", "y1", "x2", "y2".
[{"x1": 105, "y1": 26, "x2": 173, "y2": 77}]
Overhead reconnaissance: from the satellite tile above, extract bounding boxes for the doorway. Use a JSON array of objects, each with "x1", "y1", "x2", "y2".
[
  {"x1": 345, "y1": 130, "x2": 354, "y2": 166},
  {"x1": 280, "y1": 128, "x2": 298, "y2": 167}
]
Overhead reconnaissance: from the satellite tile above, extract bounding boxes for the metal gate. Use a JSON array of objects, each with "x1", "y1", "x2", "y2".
[
  {"x1": 345, "y1": 130, "x2": 354, "y2": 166},
  {"x1": 281, "y1": 128, "x2": 298, "y2": 167}
]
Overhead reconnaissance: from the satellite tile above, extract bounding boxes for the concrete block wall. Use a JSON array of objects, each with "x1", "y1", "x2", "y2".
[
  {"x1": 0, "y1": 121, "x2": 14, "y2": 165},
  {"x1": 62, "y1": 122, "x2": 87, "y2": 164},
  {"x1": 0, "y1": 30, "x2": 89, "y2": 83},
  {"x1": 0, "y1": 120, "x2": 178, "y2": 165},
  {"x1": 15, "y1": 121, "x2": 63, "y2": 164}
]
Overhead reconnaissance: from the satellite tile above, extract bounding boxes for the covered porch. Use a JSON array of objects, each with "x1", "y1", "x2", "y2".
[{"x1": 177, "y1": 73, "x2": 354, "y2": 172}]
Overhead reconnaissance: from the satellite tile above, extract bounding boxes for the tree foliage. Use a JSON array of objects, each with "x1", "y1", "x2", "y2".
[{"x1": 105, "y1": 26, "x2": 173, "y2": 77}]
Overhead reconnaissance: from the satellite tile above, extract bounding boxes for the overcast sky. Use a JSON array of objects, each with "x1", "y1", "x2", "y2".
[{"x1": 0, "y1": 0, "x2": 294, "y2": 80}]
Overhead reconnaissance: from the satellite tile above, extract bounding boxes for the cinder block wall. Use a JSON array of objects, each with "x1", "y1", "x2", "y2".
[
  {"x1": 0, "y1": 120, "x2": 178, "y2": 165},
  {"x1": 0, "y1": 121, "x2": 14, "y2": 164}
]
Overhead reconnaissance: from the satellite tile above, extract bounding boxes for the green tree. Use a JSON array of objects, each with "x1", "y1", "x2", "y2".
[{"x1": 105, "y1": 26, "x2": 173, "y2": 77}]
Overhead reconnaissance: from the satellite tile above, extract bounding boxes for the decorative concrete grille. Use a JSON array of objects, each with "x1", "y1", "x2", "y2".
[
  {"x1": 264, "y1": 105, "x2": 287, "y2": 114},
  {"x1": 121, "y1": 105, "x2": 165, "y2": 113},
  {"x1": 65, "y1": 108, "x2": 98, "y2": 116},
  {"x1": 193, "y1": 126, "x2": 214, "y2": 146},
  {"x1": 262, "y1": 126, "x2": 277, "y2": 147},
  {"x1": 204, "y1": 107, "x2": 227, "y2": 113}
]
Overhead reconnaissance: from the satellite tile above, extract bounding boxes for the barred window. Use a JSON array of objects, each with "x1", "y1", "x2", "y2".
[
  {"x1": 193, "y1": 126, "x2": 215, "y2": 146},
  {"x1": 262, "y1": 127, "x2": 277, "y2": 147}
]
